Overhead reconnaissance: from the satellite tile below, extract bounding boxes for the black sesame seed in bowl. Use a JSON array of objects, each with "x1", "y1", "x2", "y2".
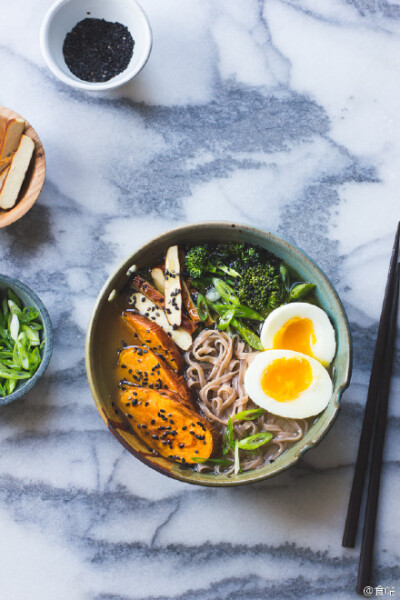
[
  {"x1": 63, "y1": 18, "x2": 135, "y2": 83},
  {"x1": 40, "y1": 0, "x2": 152, "y2": 91}
]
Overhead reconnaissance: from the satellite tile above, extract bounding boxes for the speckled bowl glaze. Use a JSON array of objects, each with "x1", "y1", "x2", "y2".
[
  {"x1": 0, "y1": 275, "x2": 53, "y2": 406},
  {"x1": 86, "y1": 222, "x2": 352, "y2": 486}
]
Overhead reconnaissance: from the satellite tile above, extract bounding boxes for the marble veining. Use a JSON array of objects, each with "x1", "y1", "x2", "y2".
[{"x1": 0, "y1": 0, "x2": 399, "y2": 598}]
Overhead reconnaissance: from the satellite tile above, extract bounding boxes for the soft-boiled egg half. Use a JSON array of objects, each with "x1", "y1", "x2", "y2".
[
  {"x1": 244, "y1": 349, "x2": 333, "y2": 419},
  {"x1": 260, "y1": 303, "x2": 336, "y2": 366}
]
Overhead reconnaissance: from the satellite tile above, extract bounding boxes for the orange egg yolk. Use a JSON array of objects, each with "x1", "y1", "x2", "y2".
[
  {"x1": 261, "y1": 356, "x2": 313, "y2": 402},
  {"x1": 273, "y1": 317, "x2": 316, "y2": 357}
]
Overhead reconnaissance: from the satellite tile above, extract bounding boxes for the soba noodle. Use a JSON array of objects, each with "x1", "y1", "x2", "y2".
[{"x1": 184, "y1": 329, "x2": 309, "y2": 473}]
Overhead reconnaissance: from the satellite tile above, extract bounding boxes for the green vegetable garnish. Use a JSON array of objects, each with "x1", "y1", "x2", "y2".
[
  {"x1": 185, "y1": 245, "x2": 241, "y2": 280},
  {"x1": 0, "y1": 289, "x2": 43, "y2": 397},
  {"x1": 234, "y1": 408, "x2": 265, "y2": 421},
  {"x1": 218, "y1": 308, "x2": 235, "y2": 331},
  {"x1": 280, "y1": 264, "x2": 290, "y2": 292},
  {"x1": 289, "y1": 283, "x2": 316, "y2": 301},
  {"x1": 238, "y1": 432, "x2": 273, "y2": 450},
  {"x1": 230, "y1": 318, "x2": 263, "y2": 351},
  {"x1": 212, "y1": 278, "x2": 240, "y2": 307},
  {"x1": 196, "y1": 293, "x2": 209, "y2": 322},
  {"x1": 234, "y1": 440, "x2": 241, "y2": 474},
  {"x1": 233, "y1": 305, "x2": 264, "y2": 321},
  {"x1": 222, "y1": 416, "x2": 234, "y2": 455}
]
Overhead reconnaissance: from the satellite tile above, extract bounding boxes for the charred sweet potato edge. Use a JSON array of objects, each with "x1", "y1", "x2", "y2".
[
  {"x1": 117, "y1": 345, "x2": 193, "y2": 406},
  {"x1": 117, "y1": 387, "x2": 221, "y2": 463},
  {"x1": 121, "y1": 312, "x2": 185, "y2": 374}
]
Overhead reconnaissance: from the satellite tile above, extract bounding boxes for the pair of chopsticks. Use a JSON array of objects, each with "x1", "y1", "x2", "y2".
[{"x1": 342, "y1": 222, "x2": 400, "y2": 594}]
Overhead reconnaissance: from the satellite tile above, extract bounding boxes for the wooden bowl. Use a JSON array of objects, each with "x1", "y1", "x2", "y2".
[{"x1": 0, "y1": 107, "x2": 46, "y2": 228}]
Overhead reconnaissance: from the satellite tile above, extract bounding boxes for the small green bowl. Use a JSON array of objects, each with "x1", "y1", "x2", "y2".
[
  {"x1": 86, "y1": 222, "x2": 352, "y2": 486},
  {"x1": 0, "y1": 275, "x2": 53, "y2": 406}
]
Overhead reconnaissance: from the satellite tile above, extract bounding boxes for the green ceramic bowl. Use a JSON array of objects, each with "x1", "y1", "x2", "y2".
[
  {"x1": 86, "y1": 222, "x2": 352, "y2": 486},
  {"x1": 0, "y1": 274, "x2": 53, "y2": 406}
]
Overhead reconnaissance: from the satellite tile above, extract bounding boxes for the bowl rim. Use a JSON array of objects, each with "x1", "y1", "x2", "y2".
[
  {"x1": 85, "y1": 221, "x2": 353, "y2": 486},
  {"x1": 0, "y1": 274, "x2": 53, "y2": 406},
  {"x1": 40, "y1": 0, "x2": 153, "y2": 91}
]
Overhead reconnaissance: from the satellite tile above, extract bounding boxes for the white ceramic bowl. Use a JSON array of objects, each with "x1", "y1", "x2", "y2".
[{"x1": 40, "y1": 0, "x2": 152, "y2": 91}]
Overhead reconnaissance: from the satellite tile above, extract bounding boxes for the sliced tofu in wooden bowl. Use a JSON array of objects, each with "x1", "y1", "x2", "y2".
[{"x1": 0, "y1": 107, "x2": 46, "y2": 227}]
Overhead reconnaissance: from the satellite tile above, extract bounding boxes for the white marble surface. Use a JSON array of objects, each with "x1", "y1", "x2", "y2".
[{"x1": 0, "y1": 1, "x2": 399, "y2": 598}]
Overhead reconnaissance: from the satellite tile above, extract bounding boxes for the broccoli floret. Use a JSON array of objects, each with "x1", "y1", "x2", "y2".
[
  {"x1": 185, "y1": 243, "x2": 285, "y2": 313},
  {"x1": 185, "y1": 244, "x2": 241, "y2": 279},
  {"x1": 234, "y1": 263, "x2": 285, "y2": 313},
  {"x1": 214, "y1": 242, "x2": 263, "y2": 270},
  {"x1": 184, "y1": 245, "x2": 210, "y2": 279}
]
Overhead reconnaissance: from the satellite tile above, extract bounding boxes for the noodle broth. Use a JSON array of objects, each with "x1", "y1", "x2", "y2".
[
  {"x1": 86, "y1": 222, "x2": 351, "y2": 485},
  {"x1": 111, "y1": 241, "x2": 327, "y2": 476}
]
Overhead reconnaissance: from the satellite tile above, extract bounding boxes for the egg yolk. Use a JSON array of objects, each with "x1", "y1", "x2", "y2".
[
  {"x1": 261, "y1": 356, "x2": 313, "y2": 402},
  {"x1": 273, "y1": 317, "x2": 316, "y2": 357}
]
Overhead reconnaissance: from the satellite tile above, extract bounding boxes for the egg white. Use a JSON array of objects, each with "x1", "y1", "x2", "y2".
[
  {"x1": 260, "y1": 302, "x2": 336, "y2": 366},
  {"x1": 244, "y1": 349, "x2": 333, "y2": 419}
]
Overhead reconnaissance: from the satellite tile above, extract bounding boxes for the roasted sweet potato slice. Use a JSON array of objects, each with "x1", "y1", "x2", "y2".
[
  {"x1": 117, "y1": 346, "x2": 192, "y2": 406},
  {"x1": 117, "y1": 387, "x2": 221, "y2": 463},
  {"x1": 121, "y1": 312, "x2": 185, "y2": 374}
]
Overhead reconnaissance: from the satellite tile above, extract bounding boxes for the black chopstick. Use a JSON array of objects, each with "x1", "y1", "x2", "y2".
[
  {"x1": 356, "y1": 264, "x2": 399, "y2": 594},
  {"x1": 342, "y1": 222, "x2": 400, "y2": 548}
]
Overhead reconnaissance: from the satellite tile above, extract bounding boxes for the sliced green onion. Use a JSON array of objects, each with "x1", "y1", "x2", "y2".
[
  {"x1": 8, "y1": 299, "x2": 21, "y2": 316},
  {"x1": 230, "y1": 318, "x2": 263, "y2": 351},
  {"x1": 29, "y1": 347, "x2": 41, "y2": 372},
  {"x1": 234, "y1": 440, "x2": 240, "y2": 474},
  {"x1": 234, "y1": 408, "x2": 265, "y2": 421},
  {"x1": 280, "y1": 264, "x2": 290, "y2": 292},
  {"x1": 222, "y1": 416, "x2": 234, "y2": 455},
  {"x1": 0, "y1": 289, "x2": 43, "y2": 396},
  {"x1": 212, "y1": 278, "x2": 240, "y2": 306},
  {"x1": 233, "y1": 305, "x2": 264, "y2": 321},
  {"x1": 21, "y1": 324, "x2": 40, "y2": 346},
  {"x1": 217, "y1": 265, "x2": 241, "y2": 278},
  {"x1": 20, "y1": 306, "x2": 40, "y2": 323},
  {"x1": 218, "y1": 308, "x2": 235, "y2": 331},
  {"x1": 205, "y1": 287, "x2": 221, "y2": 302},
  {"x1": 6, "y1": 378, "x2": 17, "y2": 395},
  {"x1": 8, "y1": 289, "x2": 21, "y2": 308},
  {"x1": 238, "y1": 432, "x2": 273, "y2": 451},
  {"x1": 9, "y1": 314, "x2": 19, "y2": 341},
  {"x1": 0, "y1": 366, "x2": 31, "y2": 380},
  {"x1": 196, "y1": 293, "x2": 209, "y2": 321},
  {"x1": 289, "y1": 283, "x2": 316, "y2": 301}
]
